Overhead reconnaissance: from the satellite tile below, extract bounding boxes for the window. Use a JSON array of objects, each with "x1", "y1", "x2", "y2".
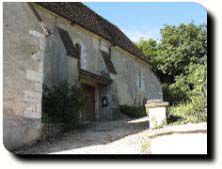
[
  {"x1": 138, "y1": 71, "x2": 144, "y2": 90},
  {"x1": 139, "y1": 72, "x2": 142, "y2": 88}
]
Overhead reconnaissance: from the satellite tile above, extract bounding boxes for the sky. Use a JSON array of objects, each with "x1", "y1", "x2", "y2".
[{"x1": 84, "y1": 2, "x2": 207, "y2": 42}]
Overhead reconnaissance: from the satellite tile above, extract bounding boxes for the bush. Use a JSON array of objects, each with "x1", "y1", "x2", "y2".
[
  {"x1": 168, "y1": 101, "x2": 206, "y2": 124},
  {"x1": 42, "y1": 81, "x2": 85, "y2": 130},
  {"x1": 166, "y1": 62, "x2": 207, "y2": 124},
  {"x1": 137, "y1": 24, "x2": 207, "y2": 126},
  {"x1": 120, "y1": 105, "x2": 146, "y2": 118},
  {"x1": 162, "y1": 83, "x2": 189, "y2": 105}
]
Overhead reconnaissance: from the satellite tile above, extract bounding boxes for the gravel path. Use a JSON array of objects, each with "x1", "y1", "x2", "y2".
[
  {"x1": 52, "y1": 130, "x2": 149, "y2": 154},
  {"x1": 17, "y1": 117, "x2": 150, "y2": 154},
  {"x1": 16, "y1": 118, "x2": 207, "y2": 154}
]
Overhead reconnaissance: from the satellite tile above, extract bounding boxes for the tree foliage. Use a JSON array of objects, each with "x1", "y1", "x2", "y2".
[{"x1": 137, "y1": 23, "x2": 207, "y2": 123}]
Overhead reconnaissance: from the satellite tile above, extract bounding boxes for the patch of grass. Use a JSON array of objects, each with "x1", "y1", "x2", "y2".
[
  {"x1": 141, "y1": 140, "x2": 151, "y2": 154},
  {"x1": 152, "y1": 120, "x2": 167, "y2": 130}
]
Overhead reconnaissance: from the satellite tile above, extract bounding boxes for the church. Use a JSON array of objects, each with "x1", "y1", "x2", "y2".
[{"x1": 3, "y1": 2, "x2": 162, "y2": 150}]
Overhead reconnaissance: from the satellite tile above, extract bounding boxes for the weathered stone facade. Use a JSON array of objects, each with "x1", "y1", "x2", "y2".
[
  {"x1": 3, "y1": 3, "x2": 45, "y2": 150},
  {"x1": 3, "y1": 2, "x2": 162, "y2": 151}
]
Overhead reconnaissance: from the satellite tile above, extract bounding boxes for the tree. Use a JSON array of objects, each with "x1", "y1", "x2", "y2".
[
  {"x1": 138, "y1": 23, "x2": 207, "y2": 83},
  {"x1": 136, "y1": 23, "x2": 207, "y2": 123},
  {"x1": 137, "y1": 38, "x2": 158, "y2": 58},
  {"x1": 157, "y1": 23, "x2": 207, "y2": 83}
]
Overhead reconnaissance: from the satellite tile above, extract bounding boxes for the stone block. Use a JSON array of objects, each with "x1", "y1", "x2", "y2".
[
  {"x1": 23, "y1": 90, "x2": 41, "y2": 103},
  {"x1": 34, "y1": 82, "x2": 42, "y2": 92},
  {"x1": 23, "y1": 103, "x2": 41, "y2": 119},
  {"x1": 26, "y1": 69, "x2": 43, "y2": 82},
  {"x1": 24, "y1": 108, "x2": 41, "y2": 119}
]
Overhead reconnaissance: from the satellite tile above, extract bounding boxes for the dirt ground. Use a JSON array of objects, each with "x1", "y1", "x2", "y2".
[
  {"x1": 16, "y1": 117, "x2": 207, "y2": 154},
  {"x1": 16, "y1": 117, "x2": 150, "y2": 154}
]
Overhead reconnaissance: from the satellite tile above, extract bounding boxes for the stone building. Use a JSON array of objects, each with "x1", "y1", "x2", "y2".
[{"x1": 3, "y1": 2, "x2": 162, "y2": 151}]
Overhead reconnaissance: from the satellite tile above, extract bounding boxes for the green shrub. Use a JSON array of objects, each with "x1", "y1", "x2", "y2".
[
  {"x1": 162, "y1": 83, "x2": 189, "y2": 105},
  {"x1": 141, "y1": 140, "x2": 151, "y2": 153},
  {"x1": 168, "y1": 101, "x2": 206, "y2": 124},
  {"x1": 42, "y1": 81, "x2": 85, "y2": 130},
  {"x1": 120, "y1": 105, "x2": 146, "y2": 118},
  {"x1": 136, "y1": 24, "x2": 207, "y2": 126},
  {"x1": 166, "y1": 62, "x2": 207, "y2": 124}
]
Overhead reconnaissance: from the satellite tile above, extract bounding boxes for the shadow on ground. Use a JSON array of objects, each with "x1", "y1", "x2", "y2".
[{"x1": 15, "y1": 117, "x2": 149, "y2": 154}]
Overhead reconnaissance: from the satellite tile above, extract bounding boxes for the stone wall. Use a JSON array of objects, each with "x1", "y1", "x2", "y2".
[
  {"x1": 43, "y1": 27, "x2": 68, "y2": 88},
  {"x1": 3, "y1": 2, "x2": 45, "y2": 151},
  {"x1": 111, "y1": 47, "x2": 163, "y2": 106}
]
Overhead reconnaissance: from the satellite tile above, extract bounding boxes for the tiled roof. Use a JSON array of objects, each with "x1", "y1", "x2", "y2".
[{"x1": 35, "y1": 2, "x2": 148, "y2": 63}]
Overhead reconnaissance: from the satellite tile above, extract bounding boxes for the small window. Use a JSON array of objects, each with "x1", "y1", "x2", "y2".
[
  {"x1": 138, "y1": 71, "x2": 144, "y2": 90},
  {"x1": 139, "y1": 72, "x2": 142, "y2": 88}
]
